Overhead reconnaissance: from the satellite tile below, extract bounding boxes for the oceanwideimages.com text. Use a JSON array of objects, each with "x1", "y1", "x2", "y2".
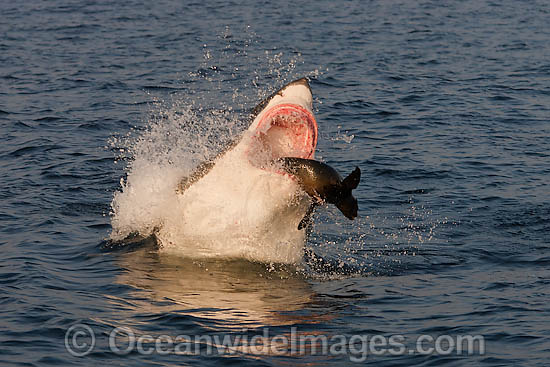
[{"x1": 65, "y1": 324, "x2": 485, "y2": 362}]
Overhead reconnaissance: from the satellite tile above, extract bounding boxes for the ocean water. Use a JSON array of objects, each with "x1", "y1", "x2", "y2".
[{"x1": 1, "y1": 0, "x2": 550, "y2": 365}]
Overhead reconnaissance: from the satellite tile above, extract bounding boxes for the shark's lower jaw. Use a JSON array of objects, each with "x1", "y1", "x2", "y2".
[{"x1": 248, "y1": 103, "x2": 318, "y2": 166}]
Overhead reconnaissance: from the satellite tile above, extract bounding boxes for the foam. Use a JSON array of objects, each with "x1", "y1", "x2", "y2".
[{"x1": 110, "y1": 104, "x2": 311, "y2": 264}]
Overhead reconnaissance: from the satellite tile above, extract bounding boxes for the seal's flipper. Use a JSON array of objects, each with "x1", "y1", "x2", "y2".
[
  {"x1": 342, "y1": 167, "x2": 361, "y2": 190},
  {"x1": 335, "y1": 167, "x2": 360, "y2": 219}
]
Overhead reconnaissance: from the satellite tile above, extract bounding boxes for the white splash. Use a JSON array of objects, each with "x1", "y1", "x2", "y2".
[
  {"x1": 108, "y1": 33, "x2": 329, "y2": 264},
  {"x1": 110, "y1": 97, "x2": 313, "y2": 264}
]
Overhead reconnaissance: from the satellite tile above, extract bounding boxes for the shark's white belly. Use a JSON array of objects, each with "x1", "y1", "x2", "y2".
[{"x1": 157, "y1": 140, "x2": 311, "y2": 263}]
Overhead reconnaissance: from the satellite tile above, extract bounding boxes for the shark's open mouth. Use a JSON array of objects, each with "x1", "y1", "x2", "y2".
[{"x1": 251, "y1": 103, "x2": 318, "y2": 164}]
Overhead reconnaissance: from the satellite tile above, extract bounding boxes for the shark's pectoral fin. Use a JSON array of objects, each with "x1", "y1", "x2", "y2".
[{"x1": 298, "y1": 201, "x2": 318, "y2": 230}]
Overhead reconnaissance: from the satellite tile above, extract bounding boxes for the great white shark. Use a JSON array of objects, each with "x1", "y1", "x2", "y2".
[{"x1": 174, "y1": 78, "x2": 361, "y2": 241}]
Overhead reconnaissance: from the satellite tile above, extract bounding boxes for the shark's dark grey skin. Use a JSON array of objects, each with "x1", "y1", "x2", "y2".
[{"x1": 275, "y1": 157, "x2": 361, "y2": 229}]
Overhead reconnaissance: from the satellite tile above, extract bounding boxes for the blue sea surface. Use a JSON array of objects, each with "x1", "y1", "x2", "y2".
[{"x1": 1, "y1": 0, "x2": 550, "y2": 365}]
